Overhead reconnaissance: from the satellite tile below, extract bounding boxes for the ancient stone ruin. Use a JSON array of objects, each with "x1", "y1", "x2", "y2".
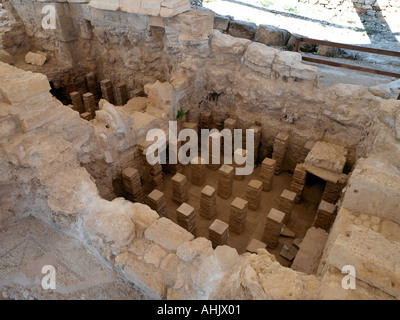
[{"x1": 0, "y1": 0, "x2": 400, "y2": 300}]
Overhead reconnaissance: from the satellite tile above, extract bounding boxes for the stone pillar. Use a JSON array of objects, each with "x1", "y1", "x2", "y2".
[
  {"x1": 277, "y1": 189, "x2": 297, "y2": 224},
  {"x1": 321, "y1": 174, "x2": 347, "y2": 204},
  {"x1": 176, "y1": 203, "x2": 196, "y2": 235},
  {"x1": 200, "y1": 185, "x2": 216, "y2": 220},
  {"x1": 272, "y1": 133, "x2": 289, "y2": 174},
  {"x1": 229, "y1": 197, "x2": 248, "y2": 234},
  {"x1": 142, "y1": 148, "x2": 165, "y2": 191},
  {"x1": 191, "y1": 156, "x2": 206, "y2": 186},
  {"x1": 147, "y1": 189, "x2": 167, "y2": 217},
  {"x1": 100, "y1": 79, "x2": 115, "y2": 105},
  {"x1": 217, "y1": 164, "x2": 234, "y2": 199},
  {"x1": 172, "y1": 173, "x2": 188, "y2": 204},
  {"x1": 85, "y1": 72, "x2": 101, "y2": 99},
  {"x1": 69, "y1": 91, "x2": 85, "y2": 113},
  {"x1": 82, "y1": 92, "x2": 96, "y2": 119},
  {"x1": 262, "y1": 208, "x2": 285, "y2": 249},
  {"x1": 115, "y1": 82, "x2": 128, "y2": 106},
  {"x1": 313, "y1": 200, "x2": 336, "y2": 231},
  {"x1": 74, "y1": 76, "x2": 88, "y2": 96},
  {"x1": 246, "y1": 180, "x2": 263, "y2": 210},
  {"x1": 122, "y1": 167, "x2": 144, "y2": 203},
  {"x1": 209, "y1": 219, "x2": 229, "y2": 248},
  {"x1": 291, "y1": 164, "x2": 307, "y2": 203},
  {"x1": 260, "y1": 157, "x2": 276, "y2": 191}
]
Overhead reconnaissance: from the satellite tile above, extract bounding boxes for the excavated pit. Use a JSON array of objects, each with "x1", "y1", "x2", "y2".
[{"x1": 1, "y1": 0, "x2": 400, "y2": 301}]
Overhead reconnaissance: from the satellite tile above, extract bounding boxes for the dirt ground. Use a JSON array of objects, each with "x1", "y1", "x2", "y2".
[
  {"x1": 163, "y1": 162, "x2": 324, "y2": 268},
  {"x1": 0, "y1": 216, "x2": 149, "y2": 300}
]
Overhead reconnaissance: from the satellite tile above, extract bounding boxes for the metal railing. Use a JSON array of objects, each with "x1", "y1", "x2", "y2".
[{"x1": 294, "y1": 37, "x2": 400, "y2": 87}]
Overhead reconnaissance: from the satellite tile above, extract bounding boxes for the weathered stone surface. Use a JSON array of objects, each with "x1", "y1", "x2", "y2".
[
  {"x1": 305, "y1": 141, "x2": 348, "y2": 173},
  {"x1": 326, "y1": 224, "x2": 400, "y2": 298},
  {"x1": 144, "y1": 80, "x2": 175, "y2": 117},
  {"x1": 159, "y1": 253, "x2": 180, "y2": 286},
  {"x1": 319, "y1": 267, "x2": 395, "y2": 300},
  {"x1": 176, "y1": 237, "x2": 214, "y2": 263},
  {"x1": 128, "y1": 238, "x2": 151, "y2": 257},
  {"x1": 228, "y1": 20, "x2": 257, "y2": 40},
  {"x1": 214, "y1": 245, "x2": 239, "y2": 271},
  {"x1": 254, "y1": 24, "x2": 291, "y2": 47},
  {"x1": 123, "y1": 252, "x2": 167, "y2": 299},
  {"x1": 210, "y1": 29, "x2": 251, "y2": 56},
  {"x1": 0, "y1": 49, "x2": 14, "y2": 65},
  {"x1": 243, "y1": 42, "x2": 278, "y2": 77},
  {"x1": 144, "y1": 243, "x2": 168, "y2": 267},
  {"x1": 0, "y1": 64, "x2": 51, "y2": 104},
  {"x1": 342, "y1": 160, "x2": 400, "y2": 224},
  {"x1": 163, "y1": 10, "x2": 214, "y2": 41},
  {"x1": 84, "y1": 198, "x2": 136, "y2": 249},
  {"x1": 380, "y1": 219, "x2": 400, "y2": 243},
  {"x1": 145, "y1": 217, "x2": 194, "y2": 251},
  {"x1": 244, "y1": 251, "x2": 320, "y2": 300},
  {"x1": 378, "y1": 99, "x2": 399, "y2": 128},
  {"x1": 214, "y1": 13, "x2": 231, "y2": 33}
]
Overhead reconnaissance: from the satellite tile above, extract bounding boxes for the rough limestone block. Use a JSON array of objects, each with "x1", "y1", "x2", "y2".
[
  {"x1": 243, "y1": 42, "x2": 279, "y2": 77},
  {"x1": 144, "y1": 80, "x2": 174, "y2": 116},
  {"x1": 88, "y1": 0, "x2": 119, "y2": 11},
  {"x1": 342, "y1": 165, "x2": 400, "y2": 224},
  {"x1": 380, "y1": 219, "x2": 400, "y2": 243},
  {"x1": 176, "y1": 237, "x2": 214, "y2": 263},
  {"x1": 290, "y1": 63, "x2": 318, "y2": 81},
  {"x1": 145, "y1": 217, "x2": 194, "y2": 251},
  {"x1": 160, "y1": 0, "x2": 191, "y2": 17},
  {"x1": 123, "y1": 252, "x2": 167, "y2": 299},
  {"x1": 326, "y1": 224, "x2": 400, "y2": 298},
  {"x1": 0, "y1": 71, "x2": 51, "y2": 104},
  {"x1": 144, "y1": 243, "x2": 168, "y2": 267},
  {"x1": 228, "y1": 20, "x2": 257, "y2": 40},
  {"x1": 291, "y1": 227, "x2": 328, "y2": 274},
  {"x1": 254, "y1": 24, "x2": 291, "y2": 47},
  {"x1": 119, "y1": 0, "x2": 141, "y2": 13},
  {"x1": 319, "y1": 267, "x2": 395, "y2": 300},
  {"x1": 272, "y1": 51, "x2": 302, "y2": 77},
  {"x1": 163, "y1": 10, "x2": 214, "y2": 41},
  {"x1": 214, "y1": 14, "x2": 231, "y2": 32},
  {"x1": 210, "y1": 30, "x2": 251, "y2": 56},
  {"x1": 0, "y1": 116, "x2": 17, "y2": 139},
  {"x1": 305, "y1": 141, "x2": 348, "y2": 173},
  {"x1": 214, "y1": 245, "x2": 239, "y2": 272},
  {"x1": 139, "y1": 0, "x2": 161, "y2": 16}
]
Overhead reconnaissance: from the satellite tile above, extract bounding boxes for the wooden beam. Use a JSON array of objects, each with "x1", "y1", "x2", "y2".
[
  {"x1": 294, "y1": 38, "x2": 301, "y2": 53},
  {"x1": 301, "y1": 56, "x2": 400, "y2": 79},
  {"x1": 299, "y1": 37, "x2": 400, "y2": 58}
]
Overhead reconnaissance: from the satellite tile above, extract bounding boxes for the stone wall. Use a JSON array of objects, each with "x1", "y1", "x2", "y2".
[
  {"x1": 299, "y1": 0, "x2": 400, "y2": 15},
  {"x1": 1, "y1": 1, "x2": 400, "y2": 300}
]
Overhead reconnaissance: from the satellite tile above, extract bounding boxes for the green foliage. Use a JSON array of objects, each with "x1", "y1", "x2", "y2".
[
  {"x1": 177, "y1": 108, "x2": 184, "y2": 120},
  {"x1": 260, "y1": 0, "x2": 274, "y2": 8},
  {"x1": 283, "y1": 5, "x2": 299, "y2": 14}
]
